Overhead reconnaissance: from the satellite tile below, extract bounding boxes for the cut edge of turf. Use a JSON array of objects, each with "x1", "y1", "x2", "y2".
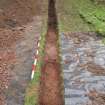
[{"x1": 24, "y1": 16, "x2": 48, "y2": 105}]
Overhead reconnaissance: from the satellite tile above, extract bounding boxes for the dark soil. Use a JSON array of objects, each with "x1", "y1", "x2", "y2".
[{"x1": 39, "y1": 0, "x2": 64, "y2": 105}]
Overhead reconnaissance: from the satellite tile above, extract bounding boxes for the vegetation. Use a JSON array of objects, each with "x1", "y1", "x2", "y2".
[
  {"x1": 91, "y1": 0, "x2": 105, "y2": 4},
  {"x1": 24, "y1": 0, "x2": 49, "y2": 104},
  {"x1": 24, "y1": 17, "x2": 47, "y2": 105},
  {"x1": 57, "y1": 0, "x2": 105, "y2": 37},
  {"x1": 56, "y1": 0, "x2": 94, "y2": 33},
  {"x1": 79, "y1": 0, "x2": 105, "y2": 36}
]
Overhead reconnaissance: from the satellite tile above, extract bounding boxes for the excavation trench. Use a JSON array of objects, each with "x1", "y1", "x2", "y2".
[{"x1": 40, "y1": 0, "x2": 64, "y2": 105}]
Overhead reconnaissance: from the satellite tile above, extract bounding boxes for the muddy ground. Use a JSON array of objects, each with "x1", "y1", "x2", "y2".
[{"x1": 0, "y1": 0, "x2": 43, "y2": 105}]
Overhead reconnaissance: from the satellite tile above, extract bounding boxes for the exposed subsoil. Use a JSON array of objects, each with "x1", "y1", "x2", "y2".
[
  {"x1": 0, "y1": 0, "x2": 42, "y2": 105},
  {"x1": 40, "y1": 0, "x2": 64, "y2": 105}
]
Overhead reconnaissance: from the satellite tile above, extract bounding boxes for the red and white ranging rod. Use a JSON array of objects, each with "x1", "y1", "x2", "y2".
[{"x1": 31, "y1": 37, "x2": 41, "y2": 80}]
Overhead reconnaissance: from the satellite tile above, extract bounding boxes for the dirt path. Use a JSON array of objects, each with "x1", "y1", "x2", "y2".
[{"x1": 39, "y1": 0, "x2": 64, "y2": 105}]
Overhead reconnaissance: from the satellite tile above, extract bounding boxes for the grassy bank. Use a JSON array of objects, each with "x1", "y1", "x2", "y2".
[
  {"x1": 56, "y1": 0, "x2": 93, "y2": 33},
  {"x1": 56, "y1": 0, "x2": 105, "y2": 36},
  {"x1": 24, "y1": 19, "x2": 47, "y2": 105},
  {"x1": 24, "y1": 0, "x2": 48, "y2": 104},
  {"x1": 79, "y1": 0, "x2": 105, "y2": 36}
]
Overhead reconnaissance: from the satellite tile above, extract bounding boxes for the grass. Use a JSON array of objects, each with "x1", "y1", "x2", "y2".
[
  {"x1": 56, "y1": 0, "x2": 105, "y2": 37},
  {"x1": 24, "y1": 9, "x2": 48, "y2": 105},
  {"x1": 56, "y1": 0, "x2": 94, "y2": 33},
  {"x1": 24, "y1": 0, "x2": 48, "y2": 102},
  {"x1": 78, "y1": 0, "x2": 105, "y2": 36},
  {"x1": 24, "y1": 19, "x2": 47, "y2": 105},
  {"x1": 24, "y1": 0, "x2": 49, "y2": 104},
  {"x1": 24, "y1": 72, "x2": 40, "y2": 105}
]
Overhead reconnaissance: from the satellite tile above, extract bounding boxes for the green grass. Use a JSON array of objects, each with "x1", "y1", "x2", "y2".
[
  {"x1": 78, "y1": 0, "x2": 105, "y2": 36},
  {"x1": 24, "y1": 22, "x2": 47, "y2": 105},
  {"x1": 24, "y1": 16, "x2": 47, "y2": 105},
  {"x1": 24, "y1": 71, "x2": 40, "y2": 105},
  {"x1": 56, "y1": 0, "x2": 105, "y2": 36},
  {"x1": 24, "y1": 0, "x2": 49, "y2": 104},
  {"x1": 56, "y1": 0, "x2": 94, "y2": 33},
  {"x1": 102, "y1": 38, "x2": 105, "y2": 45}
]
